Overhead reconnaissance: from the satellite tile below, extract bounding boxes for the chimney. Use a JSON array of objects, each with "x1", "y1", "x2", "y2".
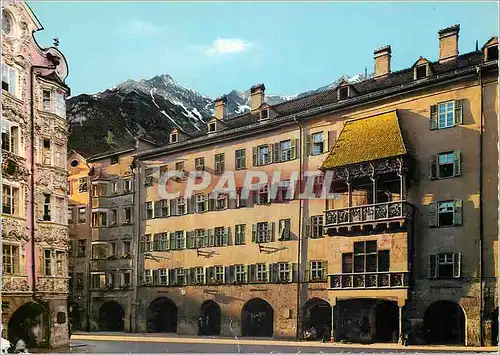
[
  {"x1": 214, "y1": 95, "x2": 227, "y2": 119},
  {"x1": 439, "y1": 24, "x2": 460, "y2": 63},
  {"x1": 374, "y1": 45, "x2": 391, "y2": 78},
  {"x1": 250, "y1": 83, "x2": 265, "y2": 114}
]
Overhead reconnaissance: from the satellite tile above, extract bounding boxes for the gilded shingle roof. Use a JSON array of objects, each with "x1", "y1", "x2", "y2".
[{"x1": 321, "y1": 111, "x2": 407, "y2": 169}]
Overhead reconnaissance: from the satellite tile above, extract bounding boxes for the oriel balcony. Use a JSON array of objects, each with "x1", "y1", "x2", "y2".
[{"x1": 329, "y1": 271, "x2": 410, "y2": 289}]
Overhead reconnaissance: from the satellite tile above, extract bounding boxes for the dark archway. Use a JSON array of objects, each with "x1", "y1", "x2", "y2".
[
  {"x1": 241, "y1": 298, "x2": 274, "y2": 337},
  {"x1": 68, "y1": 303, "x2": 83, "y2": 331},
  {"x1": 424, "y1": 301, "x2": 465, "y2": 345},
  {"x1": 7, "y1": 302, "x2": 46, "y2": 347},
  {"x1": 492, "y1": 307, "x2": 498, "y2": 346},
  {"x1": 147, "y1": 297, "x2": 178, "y2": 333},
  {"x1": 199, "y1": 300, "x2": 221, "y2": 336},
  {"x1": 98, "y1": 301, "x2": 124, "y2": 331},
  {"x1": 303, "y1": 298, "x2": 332, "y2": 340},
  {"x1": 374, "y1": 301, "x2": 399, "y2": 343}
]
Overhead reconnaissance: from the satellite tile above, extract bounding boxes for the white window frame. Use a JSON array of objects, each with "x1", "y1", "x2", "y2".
[
  {"x1": 214, "y1": 265, "x2": 225, "y2": 282},
  {"x1": 196, "y1": 194, "x2": 206, "y2": 213},
  {"x1": 2, "y1": 63, "x2": 18, "y2": 96},
  {"x1": 215, "y1": 192, "x2": 227, "y2": 210},
  {"x1": 255, "y1": 263, "x2": 267, "y2": 282},
  {"x1": 437, "y1": 101, "x2": 455, "y2": 129},
  {"x1": 2, "y1": 183, "x2": 20, "y2": 216},
  {"x1": 176, "y1": 197, "x2": 186, "y2": 215},
  {"x1": 280, "y1": 140, "x2": 292, "y2": 161},
  {"x1": 257, "y1": 222, "x2": 268, "y2": 243},
  {"x1": 1, "y1": 118, "x2": 20, "y2": 155},
  {"x1": 438, "y1": 201, "x2": 455, "y2": 227},
  {"x1": 311, "y1": 132, "x2": 324, "y2": 156},
  {"x1": 257, "y1": 145, "x2": 269, "y2": 166},
  {"x1": 311, "y1": 215, "x2": 324, "y2": 238},
  {"x1": 195, "y1": 267, "x2": 205, "y2": 284},
  {"x1": 123, "y1": 179, "x2": 132, "y2": 193},
  {"x1": 235, "y1": 264, "x2": 246, "y2": 282},
  {"x1": 310, "y1": 261, "x2": 323, "y2": 281},
  {"x1": 2, "y1": 243, "x2": 20, "y2": 275},
  {"x1": 257, "y1": 184, "x2": 269, "y2": 204},
  {"x1": 278, "y1": 262, "x2": 290, "y2": 282}
]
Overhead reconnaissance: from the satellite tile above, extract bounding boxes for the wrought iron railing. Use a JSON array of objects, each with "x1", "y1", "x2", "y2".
[
  {"x1": 324, "y1": 201, "x2": 412, "y2": 226},
  {"x1": 329, "y1": 271, "x2": 410, "y2": 289}
]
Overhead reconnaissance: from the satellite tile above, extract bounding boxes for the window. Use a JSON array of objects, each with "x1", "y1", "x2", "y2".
[
  {"x1": 92, "y1": 274, "x2": 106, "y2": 289},
  {"x1": 195, "y1": 267, "x2": 205, "y2": 284},
  {"x1": 145, "y1": 202, "x2": 154, "y2": 219},
  {"x1": 311, "y1": 132, "x2": 324, "y2": 156},
  {"x1": 176, "y1": 197, "x2": 186, "y2": 215},
  {"x1": 415, "y1": 64, "x2": 427, "y2": 79},
  {"x1": 56, "y1": 251, "x2": 65, "y2": 276},
  {"x1": 214, "y1": 266, "x2": 224, "y2": 282},
  {"x1": 2, "y1": 63, "x2": 17, "y2": 95},
  {"x1": 208, "y1": 122, "x2": 216, "y2": 133},
  {"x1": 195, "y1": 157, "x2": 205, "y2": 171},
  {"x1": 157, "y1": 269, "x2": 168, "y2": 285},
  {"x1": 310, "y1": 261, "x2": 324, "y2": 281},
  {"x1": 437, "y1": 201, "x2": 455, "y2": 227},
  {"x1": 2, "y1": 244, "x2": 19, "y2": 274},
  {"x1": 175, "y1": 231, "x2": 185, "y2": 249},
  {"x1": 175, "y1": 268, "x2": 185, "y2": 285},
  {"x1": 92, "y1": 211, "x2": 108, "y2": 227},
  {"x1": 123, "y1": 179, "x2": 132, "y2": 192},
  {"x1": 110, "y1": 155, "x2": 119, "y2": 165},
  {"x1": 77, "y1": 240, "x2": 86, "y2": 257},
  {"x1": 215, "y1": 153, "x2": 225, "y2": 173},
  {"x1": 92, "y1": 244, "x2": 107, "y2": 259},
  {"x1": 255, "y1": 263, "x2": 267, "y2": 282},
  {"x1": 122, "y1": 271, "x2": 131, "y2": 287},
  {"x1": 257, "y1": 184, "x2": 269, "y2": 204},
  {"x1": 278, "y1": 219, "x2": 291, "y2": 241},
  {"x1": 154, "y1": 233, "x2": 168, "y2": 251},
  {"x1": 54, "y1": 143, "x2": 64, "y2": 168},
  {"x1": 438, "y1": 152, "x2": 454, "y2": 178},
  {"x1": 257, "y1": 145, "x2": 270, "y2": 166},
  {"x1": 155, "y1": 200, "x2": 169, "y2": 218},
  {"x1": 280, "y1": 140, "x2": 292, "y2": 162},
  {"x1": 215, "y1": 192, "x2": 227, "y2": 210},
  {"x1": 235, "y1": 149, "x2": 246, "y2": 170},
  {"x1": 429, "y1": 253, "x2": 461, "y2": 278},
  {"x1": 175, "y1": 161, "x2": 184, "y2": 171},
  {"x1": 55, "y1": 197, "x2": 65, "y2": 224},
  {"x1": 196, "y1": 194, "x2": 207, "y2": 213},
  {"x1": 110, "y1": 209, "x2": 117, "y2": 226},
  {"x1": 195, "y1": 229, "x2": 205, "y2": 248},
  {"x1": 439, "y1": 101, "x2": 455, "y2": 128},
  {"x1": 78, "y1": 207, "x2": 86, "y2": 223},
  {"x1": 111, "y1": 181, "x2": 118, "y2": 194},
  {"x1": 260, "y1": 108, "x2": 269, "y2": 120},
  {"x1": 341, "y1": 241, "x2": 390, "y2": 274},
  {"x1": 67, "y1": 207, "x2": 74, "y2": 224},
  {"x1": 141, "y1": 234, "x2": 153, "y2": 252},
  {"x1": 235, "y1": 224, "x2": 245, "y2": 245},
  {"x1": 486, "y1": 45, "x2": 499, "y2": 61},
  {"x1": 311, "y1": 216, "x2": 323, "y2": 238},
  {"x1": 1, "y1": 119, "x2": 19, "y2": 154},
  {"x1": 42, "y1": 193, "x2": 51, "y2": 221},
  {"x1": 277, "y1": 180, "x2": 292, "y2": 202},
  {"x1": 108, "y1": 242, "x2": 116, "y2": 257},
  {"x1": 431, "y1": 151, "x2": 461, "y2": 179},
  {"x1": 338, "y1": 86, "x2": 349, "y2": 100},
  {"x1": 92, "y1": 183, "x2": 107, "y2": 197},
  {"x1": 123, "y1": 207, "x2": 132, "y2": 224},
  {"x1": 431, "y1": 100, "x2": 463, "y2": 130},
  {"x1": 70, "y1": 160, "x2": 79, "y2": 168},
  {"x1": 256, "y1": 222, "x2": 268, "y2": 243},
  {"x1": 2, "y1": 185, "x2": 19, "y2": 216},
  {"x1": 170, "y1": 132, "x2": 178, "y2": 144},
  {"x1": 78, "y1": 177, "x2": 87, "y2": 193},
  {"x1": 235, "y1": 265, "x2": 246, "y2": 282},
  {"x1": 41, "y1": 138, "x2": 51, "y2": 165},
  {"x1": 43, "y1": 249, "x2": 52, "y2": 276},
  {"x1": 159, "y1": 165, "x2": 168, "y2": 176},
  {"x1": 55, "y1": 92, "x2": 66, "y2": 118},
  {"x1": 278, "y1": 262, "x2": 290, "y2": 282},
  {"x1": 144, "y1": 168, "x2": 154, "y2": 187},
  {"x1": 214, "y1": 227, "x2": 226, "y2": 246},
  {"x1": 76, "y1": 273, "x2": 84, "y2": 289},
  {"x1": 123, "y1": 240, "x2": 131, "y2": 255}
]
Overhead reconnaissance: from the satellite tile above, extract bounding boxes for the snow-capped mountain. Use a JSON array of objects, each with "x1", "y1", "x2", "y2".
[{"x1": 67, "y1": 72, "x2": 370, "y2": 156}]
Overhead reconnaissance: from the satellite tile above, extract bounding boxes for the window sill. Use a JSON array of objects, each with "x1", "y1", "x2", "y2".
[
  {"x1": 37, "y1": 109, "x2": 66, "y2": 121},
  {"x1": 38, "y1": 220, "x2": 68, "y2": 227}
]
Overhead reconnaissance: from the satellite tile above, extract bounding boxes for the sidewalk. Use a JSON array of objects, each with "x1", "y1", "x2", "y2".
[{"x1": 71, "y1": 332, "x2": 499, "y2": 352}]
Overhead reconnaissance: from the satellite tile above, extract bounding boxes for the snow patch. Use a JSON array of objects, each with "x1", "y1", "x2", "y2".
[{"x1": 235, "y1": 104, "x2": 250, "y2": 114}]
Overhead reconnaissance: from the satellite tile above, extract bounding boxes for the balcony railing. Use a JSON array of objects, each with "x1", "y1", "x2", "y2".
[
  {"x1": 90, "y1": 257, "x2": 133, "y2": 272},
  {"x1": 324, "y1": 201, "x2": 412, "y2": 227},
  {"x1": 329, "y1": 271, "x2": 410, "y2": 289}
]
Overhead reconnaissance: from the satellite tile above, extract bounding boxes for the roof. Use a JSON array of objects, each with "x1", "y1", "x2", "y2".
[{"x1": 321, "y1": 111, "x2": 407, "y2": 169}]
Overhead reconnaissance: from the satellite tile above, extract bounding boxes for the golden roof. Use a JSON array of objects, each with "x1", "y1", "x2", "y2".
[{"x1": 321, "y1": 111, "x2": 407, "y2": 169}]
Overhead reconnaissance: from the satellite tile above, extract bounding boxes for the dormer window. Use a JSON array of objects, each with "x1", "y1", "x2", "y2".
[
  {"x1": 415, "y1": 64, "x2": 428, "y2": 79},
  {"x1": 338, "y1": 86, "x2": 349, "y2": 100},
  {"x1": 170, "y1": 132, "x2": 178, "y2": 144},
  {"x1": 208, "y1": 122, "x2": 216, "y2": 133},
  {"x1": 486, "y1": 45, "x2": 498, "y2": 61},
  {"x1": 260, "y1": 109, "x2": 269, "y2": 120}
]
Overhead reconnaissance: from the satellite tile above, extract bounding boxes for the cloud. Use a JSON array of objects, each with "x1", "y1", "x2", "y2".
[
  {"x1": 204, "y1": 38, "x2": 252, "y2": 56},
  {"x1": 129, "y1": 20, "x2": 162, "y2": 36}
]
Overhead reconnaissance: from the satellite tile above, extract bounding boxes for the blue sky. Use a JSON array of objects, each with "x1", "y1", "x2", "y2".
[{"x1": 29, "y1": 1, "x2": 498, "y2": 98}]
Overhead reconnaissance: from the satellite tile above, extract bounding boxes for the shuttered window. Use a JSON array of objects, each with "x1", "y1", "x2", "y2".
[
  {"x1": 429, "y1": 253, "x2": 462, "y2": 278},
  {"x1": 428, "y1": 200, "x2": 463, "y2": 227},
  {"x1": 430, "y1": 99, "x2": 463, "y2": 130}
]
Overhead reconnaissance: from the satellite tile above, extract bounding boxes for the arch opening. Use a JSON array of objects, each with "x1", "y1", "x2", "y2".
[
  {"x1": 198, "y1": 300, "x2": 221, "y2": 336},
  {"x1": 98, "y1": 301, "x2": 124, "y2": 331},
  {"x1": 147, "y1": 297, "x2": 178, "y2": 333},
  {"x1": 423, "y1": 301, "x2": 465, "y2": 345},
  {"x1": 7, "y1": 302, "x2": 46, "y2": 347},
  {"x1": 68, "y1": 303, "x2": 83, "y2": 331},
  {"x1": 302, "y1": 298, "x2": 332, "y2": 341},
  {"x1": 241, "y1": 298, "x2": 274, "y2": 337}
]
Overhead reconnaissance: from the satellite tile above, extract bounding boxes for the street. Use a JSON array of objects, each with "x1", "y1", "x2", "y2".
[{"x1": 66, "y1": 334, "x2": 499, "y2": 353}]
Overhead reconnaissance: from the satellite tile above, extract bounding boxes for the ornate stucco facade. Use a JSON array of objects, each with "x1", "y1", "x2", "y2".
[{"x1": 2, "y1": 2, "x2": 70, "y2": 348}]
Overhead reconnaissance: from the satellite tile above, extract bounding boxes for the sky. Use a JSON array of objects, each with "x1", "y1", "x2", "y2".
[{"x1": 29, "y1": 1, "x2": 499, "y2": 98}]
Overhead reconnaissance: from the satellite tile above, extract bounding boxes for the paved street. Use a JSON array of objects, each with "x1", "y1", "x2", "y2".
[{"x1": 66, "y1": 334, "x2": 498, "y2": 353}]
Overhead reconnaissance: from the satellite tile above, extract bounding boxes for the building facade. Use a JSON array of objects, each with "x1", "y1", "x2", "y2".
[
  {"x1": 66, "y1": 139, "x2": 156, "y2": 332},
  {"x1": 1, "y1": 2, "x2": 71, "y2": 348},
  {"x1": 131, "y1": 25, "x2": 498, "y2": 346}
]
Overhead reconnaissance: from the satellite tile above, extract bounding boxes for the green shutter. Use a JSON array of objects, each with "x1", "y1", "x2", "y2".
[
  {"x1": 229, "y1": 265, "x2": 235, "y2": 284},
  {"x1": 305, "y1": 262, "x2": 311, "y2": 282},
  {"x1": 252, "y1": 147, "x2": 258, "y2": 166},
  {"x1": 305, "y1": 134, "x2": 311, "y2": 156},
  {"x1": 241, "y1": 149, "x2": 246, "y2": 169},
  {"x1": 429, "y1": 154, "x2": 438, "y2": 179},
  {"x1": 141, "y1": 204, "x2": 147, "y2": 220},
  {"x1": 203, "y1": 229, "x2": 209, "y2": 247},
  {"x1": 152, "y1": 270, "x2": 159, "y2": 286},
  {"x1": 208, "y1": 197, "x2": 215, "y2": 211},
  {"x1": 208, "y1": 229, "x2": 215, "y2": 247},
  {"x1": 454, "y1": 99, "x2": 463, "y2": 125},
  {"x1": 291, "y1": 263, "x2": 298, "y2": 282},
  {"x1": 165, "y1": 233, "x2": 171, "y2": 251},
  {"x1": 252, "y1": 224, "x2": 257, "y2": 243},
  {"x1": 321, "y1": 261, "x2": 328, "y2": 281},
  {"x1": 267, "y1": 144, "x2": 274, "y2": 164},
  {"x1": 270, "y1": 263, "x2": 278, "y2": 283},
  {"x1": 153, "y1": 234, "x2": 159, "y2": 251},
  {"x1": 188, "y1": 231, "x2": 196, "y2": 249},
  {"x1": 290, "y1": 138, "x2": 298, "y2": 160},
  {"x1": 273, "y1": 142, "x2": 280, "y2": 163},
  {"x1": 429, "y1": 254, "x2": 437, "y2": 278},
  {"x1": 267, "y1": 222, "x2": 274, "y2": 242},
  {"x1": 453, "y1": 253, "x2": 462, "y2": 278},
  {"x1": 169, "y1": 232, "x2": 176, "y2": 250},
  {"x1": 223, "y1": 227, "x2": 230, "y2": 246},
  {"x1": 453, "y1": 150, "x2": 461, "y2": 176},
  {"x1": 430, "y1": 105, "x2": 438, "y2": 130},
  {"x1": 169, "y1": 199, "x2": 176, "y2": 216},
  {"x1": 322, "y1": 131, "x2": 328, "y2": 153},
  {"x1": 454, "y1": 200, "x2": 463, "y2": 226},
  {"x1": 428, "y1": 202, "x2": 438, "y2": 227}
]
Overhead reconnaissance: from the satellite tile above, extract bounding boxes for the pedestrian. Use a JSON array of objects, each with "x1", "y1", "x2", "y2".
[
  {"x1": 322, "y1": 325, "x2": 331, "y2": 343},
  {"x1": 15, "y1": 338, "x2": 26, "y2": 353}
]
